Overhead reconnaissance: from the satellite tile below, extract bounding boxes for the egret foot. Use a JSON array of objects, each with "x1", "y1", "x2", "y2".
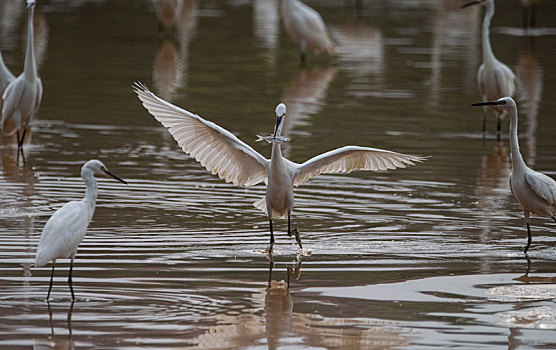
[{"x1": 290, "y1": 228, "x2": 302, "y2": 250}]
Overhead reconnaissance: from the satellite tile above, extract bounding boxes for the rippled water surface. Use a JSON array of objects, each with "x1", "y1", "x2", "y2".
[{"x1": 2, "y1": 0, "x2": 556, "y2": 348}]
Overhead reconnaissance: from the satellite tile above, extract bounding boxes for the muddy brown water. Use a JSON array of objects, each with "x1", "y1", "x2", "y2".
[{"x1": 2, "y1": 0, "x2": 556, "y2": 348}]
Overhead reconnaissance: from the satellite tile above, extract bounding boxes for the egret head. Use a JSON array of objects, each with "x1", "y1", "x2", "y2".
[
  {"x1": 26, "y1": 0, "x2": 36, "y2": 9},
  {"x1": 274, "y1": 103, "x2": 286, "y2": 138},
  {"x1": 471, "y1": 96, "x2": 516, "y2": 110},
  {"x1": 82, "y1": 159, "x2": 127, "y2": 184}
]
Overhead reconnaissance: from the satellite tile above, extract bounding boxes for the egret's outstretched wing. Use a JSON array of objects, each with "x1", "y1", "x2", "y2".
[
  {"x1": 525, "y1": 171, "x2": 556, "y2": 207},
  {"x1": 134, "y1": 83, "x2": 269, "y2": 186},
  {"x1": 292, "y1": 146, "x2": 427, "y2": 187}
]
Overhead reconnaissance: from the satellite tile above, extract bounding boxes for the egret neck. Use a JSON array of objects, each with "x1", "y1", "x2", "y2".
[{"x1": 24, "y1": 3, "x2": 37, "y2": 82}]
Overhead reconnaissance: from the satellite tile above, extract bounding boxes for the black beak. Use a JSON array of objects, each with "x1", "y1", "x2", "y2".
[
  {"x1": 471, "y1": 101, "x2": 505, "y2": 107},
  {"x1": 103, "y1": 169, "x2": 128, "y2": 184},
  {"x1": 460, "y1": 0, "x2": 482, "y2": 9},
  {"x1": 273, "y1": 115, "x2": 283, "y2": 139}
]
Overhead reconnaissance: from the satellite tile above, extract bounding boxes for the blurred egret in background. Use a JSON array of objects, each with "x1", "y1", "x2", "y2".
[
  {"x1": 520, "y1": 0, "x2": 539, "y2": 28},
  {"x1": 472, "y1": 97, "x2": 556, "y2": 254},
  {"x1": 35, "y1": 160, "x2": 127, "y2": 300},
  {"x1": 134, "y1": 83, "x2": 426, "y2": 253},
  {"x1": 0, "y1": 49, "x2": 14, "y2": 116},
  {"x1": 461, "y1": 0, "x2": 516, "y2": 138},
  {"x1": 1, "y1": 0, "x2": 43, "y2": 159},
  {"x1": 281, "y1": 0, "x2": 335, "y2": 65}
]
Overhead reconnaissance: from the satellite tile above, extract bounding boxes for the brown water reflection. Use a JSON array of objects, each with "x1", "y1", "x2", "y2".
[{"x1": 2, "y1": 0, "x2": 556, "y2": 349}]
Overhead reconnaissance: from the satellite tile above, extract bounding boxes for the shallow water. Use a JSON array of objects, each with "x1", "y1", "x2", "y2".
[{"x1": 2, "y1": 0, "x2": 556, "y2": 348}]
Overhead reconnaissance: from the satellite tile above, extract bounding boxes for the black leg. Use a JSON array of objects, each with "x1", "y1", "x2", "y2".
[
  {"x1": 300, "y1": 53, "x2": 306, "y2": 67},
  {"x1": 551, "y1": 215, "x2": 556, "y2": 223},
  {"x1": 268, "y1": 218, "x2": 275, "y2": 254},
  {"x1": 18, "y1": 127, "x2": 27, "y2": 149},
  {"x1": 46, "y1": 263, "x2": 55, "y2": 300},
  {"x1": 287, "y1": 215, "x2": 292, "y2": 237},
  {"x1": 68, "y1": 258, "x2": 75, "y2": 300},
  {"x1": 531, "y1": 4, "x2": 537, "y2": 28},
  {"x1": 524, "y1": 223, "x2": 532, "y2": 254}
]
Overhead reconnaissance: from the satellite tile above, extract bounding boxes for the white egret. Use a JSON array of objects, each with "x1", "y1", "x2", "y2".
[
  {"x1": 461, "y1": 0, "x2": 516, "y2": 138},
  {"x1": 0, "y1": 49, "x2": 15, "y2": 115},
  {"x1": 35, "y1": 160, "x2": 127, "y2": 300},
  {"x1": 472, "y1": 97, "x2": 556, "y2": 254},
  {"x1": 1, "y1": 0, "x2": 43, "y2": 155},
  {"x1": 134, "y1": 82, "x2": 427, "y2": 253},
  {"x1": 280, "y1": 0, "x2": 335, "y2": 65}
]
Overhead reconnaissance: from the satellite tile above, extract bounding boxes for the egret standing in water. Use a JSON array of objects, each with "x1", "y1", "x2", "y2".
[
  {"x1": 461, "y1": 0, "x2": 516, "y2": 138},
  {"x1": 1, "y1": 0, "x2": 43, "y2": 158},
  {"x1": 35, "y1": 160, "x2": 127, "y2": 300},
  {"x1": 472, "y1": 97, "x2": 556, "y2": 254},
  {"x1": 134, "y1": 83, "x2": 426, "y2": 253},
  {"x1": 281, "y1": 0, "x2": 335, "y2": 65}
]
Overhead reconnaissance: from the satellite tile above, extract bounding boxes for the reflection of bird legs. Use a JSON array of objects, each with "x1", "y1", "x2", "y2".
[
  {"x1": 267, "y1": 255, "x2": 275, "y2": 287},
  {"x1": 67, "y1": 301, "x2": 74, "y2": 337},
  {"x1": 47, "y1": 300, "x2": 54, "y2": 335}
]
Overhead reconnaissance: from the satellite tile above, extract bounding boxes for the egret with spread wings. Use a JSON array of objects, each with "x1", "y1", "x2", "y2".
[
  {"x1": 473, "y1": 97, "x2": 556, "y2": 254},
  {"x1": 134, "y1": 83, "x2": 427, "y2": 253}
]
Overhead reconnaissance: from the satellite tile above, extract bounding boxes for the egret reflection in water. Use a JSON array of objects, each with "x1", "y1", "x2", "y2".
[{"x1": 152, "y1": 0, "x2": 198, "y2": 101}]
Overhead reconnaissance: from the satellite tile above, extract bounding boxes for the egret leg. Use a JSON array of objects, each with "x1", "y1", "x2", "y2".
[
  {"x1": 524, "y1": 223, "x2": 532, "y2": 254},
  {"x1": 68, "y1": 257, "x2": 75, "y2": 300},
  {"x1": 531, "y1": 3, "x2": 537, "y2": 28},
  {"x1": 496, "y1": 115, "x2": 502, "y2": 140},
  {"x1": 268, "y1": 218, "x2": 275, "y2": 254},
  {"x1": 551, "y1": 215, "x2": 556, "y2": 223},
  {"x1": 18, "y1": 127, "x2": 27, "y2": 149},
  {"x1": 522, "y1": 7, "x2": 529, "y2": 28},
  {"x1": 46, "y1": 263, "x2": 55, "y2": 300}
]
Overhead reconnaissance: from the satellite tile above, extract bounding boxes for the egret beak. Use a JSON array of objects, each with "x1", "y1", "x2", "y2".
[
  {"x1": 102, "y1": 169, "x2": 128, "y2": 184},
  {"x1": 273, "y1": 115, "x2": 283, "y2": 139},
  {"x1": 471, "y1": 101, "x2": 505, "y2": 107},
  {"x1": 460, "y1": 0, "x2": 483, "y2": 9}
]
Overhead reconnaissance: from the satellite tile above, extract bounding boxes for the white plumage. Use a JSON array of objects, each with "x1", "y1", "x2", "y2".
[
  {"x1": 1, "y1": 0, "x2": 43, "y2": 158},
  {"x1": 281, "y1": 0, "x2": 335, "y2": 64},
  {"x1": 462, "y1": 0, "x2": 516, "y2": 137},
  {"x1": 472, "y1": 97, "x2": 556, "y2": 254},
  {"x1": 134, "y1": 83, "x2": 427, "y2": 253},
  {"x1": 35, "y1": 159, "x2": 127, "y2": 300}
]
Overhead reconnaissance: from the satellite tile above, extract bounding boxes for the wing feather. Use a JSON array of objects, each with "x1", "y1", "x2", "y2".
[
  {"x1": 525, "y1": 170, "x2": 556, "y2": 207},
  {"x1": 293, "y1": 146, "x2": 427, "y2": 187},
  {"x1": 134, "y1": 83, "x2": 269, "y2": 186}
]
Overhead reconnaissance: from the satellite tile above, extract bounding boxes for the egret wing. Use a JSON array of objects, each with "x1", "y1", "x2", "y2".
[
  {"x1": 35, "y1": 201, "x2": 89, "y2": 266},
  {"x1": 525, "y1": 170, "x2": 556, "y2": 206},
  {"x1": 134, "y1": 83, "x2": 269, "y2": 186},
  {"x1": 293, "y1": 146, "x2": 427, "y2": 187}
]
